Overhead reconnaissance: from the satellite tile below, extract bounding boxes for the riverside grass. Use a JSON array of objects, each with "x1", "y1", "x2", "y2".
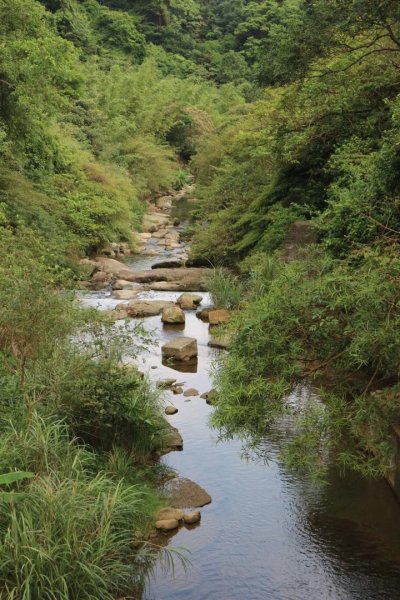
[{"x1": 0, "y1": 416, "x2": 161, "y2": 600}]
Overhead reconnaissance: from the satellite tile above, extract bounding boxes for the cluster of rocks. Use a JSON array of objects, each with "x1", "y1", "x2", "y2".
[{"x1": 155, "y1": 507, "x2": 201, "y2": 532}]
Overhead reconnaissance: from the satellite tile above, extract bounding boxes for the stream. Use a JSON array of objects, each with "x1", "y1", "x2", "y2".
[{"x1": 81, "y1": 195, "x2": 400, "y2": 600}]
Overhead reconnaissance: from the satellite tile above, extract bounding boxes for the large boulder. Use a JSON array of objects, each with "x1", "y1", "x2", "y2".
[
  {"x1": 163, "y1": 477, "x2": 212, "y2": 508},
  {"x1": 122, "y1": 300, "x2": 175, "y2": 318},
  {"x1": 162, "y1": 306, "x2": 185, "y2": 324},
  {"x1": 177, "y1": 293, "x2": 203, "y2": 310},
  {"x1": 123, "y1": 268, "x2": 211, "y2": 290},
  {"x1": 142, "y1": 212, "x2": 170, "y2": 232},
  {"x1": 162, "y1": 337, "x2": 198, "y2": 362},
  {"x1": 94, "y1": 257, "x2": 135, "y2": 281}
]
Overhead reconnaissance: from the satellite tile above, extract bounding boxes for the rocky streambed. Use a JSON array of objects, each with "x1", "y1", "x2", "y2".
[{"x1": 80, "y1": 188, "x2": 400, "y2": 600}]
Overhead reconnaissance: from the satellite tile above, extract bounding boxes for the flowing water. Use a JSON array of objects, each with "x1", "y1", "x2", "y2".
[{"x1": 81, "y1": 199, "x2": 400, "y2": 600}]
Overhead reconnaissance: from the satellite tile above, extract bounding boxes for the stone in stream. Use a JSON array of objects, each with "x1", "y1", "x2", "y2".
[
  {"x1": 156, "y1": 507, "x2": 184, "y2": 521},
  {"x1": 163, "y1": 477, "x2": 212, "y2": 508},
  {"x1": 183, "y1": 511, "x2": 201, "y2": 525},
  {"x1": 208, "y1": 309, "x2": 230, "y2": 325},
  {"x1": 123, "y1": 268, "x2": 211, "y2": 290},
  {"x1": 165, "y1": 405, "x2": 178, "y2": 415},
  {"x1": 161, "y1": 306, "x2": 185, "y2": 324},
  {"x1": 162, "y1": 337, "x2": 198, "y2": 362},
  {"x1": 196, "y1": 307, "x2": 212, "y2": 322},
  {"x1": 155, "y1": 519, "x2": 179, "y2": 532},
  {"x1": 183, "y1": 388, "x2": 199, "y2": 397},
  {"x1": 122, "y1": 300, "x2": 175, "y2": 318},
  {"x1": 112, "y1": 280, "x2": 143, "y2": 291},
  {"x1": 177, "y1": 293, "x2": 203, "y2": 310},
  {"x1": 171, "y1": 386, "x2": 183, "y2": 395},
  {"x1": 111, "y1": 289, "x2": 140, "y2": 300},
  {"x1": 162, "y1": 426, "x2": 183, "y2": 453}
]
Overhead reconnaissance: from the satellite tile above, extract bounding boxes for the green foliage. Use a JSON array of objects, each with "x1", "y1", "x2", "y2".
[
  {"x1": 213, "y1": 247, "x2": 400, "y2": 477},
  {"x1": 208, "y1": 267, "x2": 243, "y2": 309},
  {"x1": 0, "y1": 415, "x2": 160, "y2": 600}
]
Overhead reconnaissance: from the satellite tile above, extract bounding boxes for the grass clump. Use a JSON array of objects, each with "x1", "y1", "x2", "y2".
[
  {"x1": 0, "y1": 416, "x2": 159, "y2": 600},
  {"x1": 208, "y1": 267, "x2": 243, "y2": 309}
]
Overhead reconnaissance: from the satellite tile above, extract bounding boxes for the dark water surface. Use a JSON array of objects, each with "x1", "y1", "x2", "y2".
[{"x1": 81, "y1": 213, "x2": 400, "y2": 600}]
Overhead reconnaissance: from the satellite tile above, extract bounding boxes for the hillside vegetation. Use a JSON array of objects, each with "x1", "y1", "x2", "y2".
[
  {"x1": 189, "y1": 1, "x2": 400, "y2": 480},
  {"x1": 1, "y1": 0, "x2": 400, "y2": 595}
]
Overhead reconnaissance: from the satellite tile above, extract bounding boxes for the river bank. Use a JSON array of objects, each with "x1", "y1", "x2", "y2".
[{"x1": 80, "y1": 188, "x2": 400, "y2": 600}]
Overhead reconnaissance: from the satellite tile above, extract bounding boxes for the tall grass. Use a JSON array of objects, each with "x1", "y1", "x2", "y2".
[
  {"x1": 208, "y1": 267, "x2": 243, "y2": 309},
  {"x1": 0, "y1": 415, "x2": 160, "y2": 600}
]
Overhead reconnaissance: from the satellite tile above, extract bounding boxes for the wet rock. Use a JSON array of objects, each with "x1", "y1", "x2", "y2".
[
  {"x1": 177, "y1": 293, "x2": 203, "y2": 310},
  {"x1": 156, "y1": 507, "x2": 184, "y2": 521},
  {"x1": 196, "y1": 307, "x2": 212, "y2": 322},
  {"x1": 165, "y1": 405, "x2": 178, "y2": 415},
  {"x1": 112, "y1": 280, "x2": 143, "y2": 291},
  {"x1": 162, "y1": 426, "x2": 183, "y2": 452},
  {"x1": 172, "y1": 386, "x2": 183, "y2": 395},
  {"x1": 162, "y1": 306, "x2": 185, "y2": 324},
  {"x1": 111, "y1": 289, "x2": 140, "y2": 300},
  {"x1": 162, "y1": 337, "x2": 198, "y2": 362},
  {"x1": 183, "y1": 511, "x2": 201, "y2": 525},
  {"x1": 152, "y1": 260, "x2": 183, "y2": 269},
  {"x1": 163, "y1": 477, "x2": 212, "y2": 508},
  {"x1": 155, "y1": 519, "x2": 179, "y2": 532},
  {"x1": 141, "y1": 249, "x2": 160, "y2": 257},
  {"x1": 183, "y1": 388, "x2": 199, "y2": 397},
  {"x1": 123, "y1": 300, "x2": 175, "y2": 318},
  {"x1": 173, "y1": 219, "x2": 180, "y2": 226},
  {"x1": 208, "y1": 309, "x2": 230, "y2": 325}
]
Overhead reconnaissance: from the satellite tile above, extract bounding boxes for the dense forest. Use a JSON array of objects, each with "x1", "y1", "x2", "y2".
[{"x1": 1, "y1": 0, "x2": 400, "y2": 596}]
